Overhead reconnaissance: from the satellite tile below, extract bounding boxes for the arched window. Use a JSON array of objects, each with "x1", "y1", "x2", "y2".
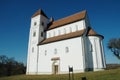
[
  {"x1": 41, "y1": 32, "x2": 44, "y2": 37},
  {"x1": 41, "y1": 22, "x2": 44, "y2": 26},
  {"x1": 65, "y1": 47, "x2": 69, "y2": 53},
  {"x1": 34, "y1": 22, "x2": 37, "y2": 26},
  {"x1": 45, "y1": 50, "x2": 47, "y2": 56},
  {"x1": 53, "y1": 31, "x2": 55, "y2": 36},
  {"x1": 33, "y1": 32, "x2": 36, "y2": 37},
  {"x1": 69, "y1": 27, "x2": 72, "y2": 32},
  {"x1": 76, "y1": 25, "x2": 78, "y2": 31},
  {"x1": 32, "y1": 47, "x2": 34, "y2": 53},
  {"x1": 64, "y1": 28, "x2": 66, "y2": 34},
  {"x1": 89, "y1": 44, "x2": 93, "y2": 52},
  {"x1": 54, "y1": 48, "x2": 57, "y2": 54},
  {"x1": 58, "y1": 30, "x2": 61, "y2": 35},
  {"x1": 49, "y1": 32, "x2": 51, "y2": 38}
]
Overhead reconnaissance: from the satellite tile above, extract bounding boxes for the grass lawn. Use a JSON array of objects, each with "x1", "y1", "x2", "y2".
[{"x1": 0, "y1": 68, "x2": 120, "y2": 80}]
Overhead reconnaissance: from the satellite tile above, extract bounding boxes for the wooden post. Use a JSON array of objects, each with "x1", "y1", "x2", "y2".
[
  {"x1": 72, "y1": 68, "x2": 74, "y2": 80},
  {"x1": 68, "y1": 66, "x2": 74, "y2": 80},
  {"x1": 68, "y1": 66, "x2": 71, "y2": 80}
]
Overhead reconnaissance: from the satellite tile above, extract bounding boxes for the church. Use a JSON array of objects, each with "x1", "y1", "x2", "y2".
[{"x1": 26, "y1": 9, "x2": 106, "y2": 75}]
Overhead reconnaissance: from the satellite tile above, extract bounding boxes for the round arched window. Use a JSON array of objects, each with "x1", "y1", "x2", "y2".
[
  {"x1": 33, "y1": 32, "x2": 36, "y2": 37},
  {"x1": 34, "y1": 22, "x2": 37, "y2": 26}
]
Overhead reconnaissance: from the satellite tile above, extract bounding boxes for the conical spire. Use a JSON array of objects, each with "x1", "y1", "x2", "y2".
[{"x1": 31, "y1": 9, "x2": 48, "y2": 18}]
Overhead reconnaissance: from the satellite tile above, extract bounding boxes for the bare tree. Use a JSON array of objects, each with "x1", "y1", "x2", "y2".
[
  {"x1": 0, "y1": 55, "x2": 26, "y2": 77},
  {"x1": 108, "y1": 38, "x2": 120, "y2": 59}
]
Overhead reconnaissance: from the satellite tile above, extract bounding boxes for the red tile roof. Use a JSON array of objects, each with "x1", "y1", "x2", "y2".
[
  {"x1": 38, "y1": 28, "x2": 103, "y2": 45},
  {"x1": 31, "y1": 9, "x2": 48, "y2": 18},
  {"x1": 31, "y1": 9, "x2": 103, "y2": 45},
  {"x1": 48, "y1": 10, "x2": 87, "y2": 30}
]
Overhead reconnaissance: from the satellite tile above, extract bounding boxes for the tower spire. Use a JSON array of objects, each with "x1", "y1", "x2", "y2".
[{"x1": 31, "y1": 9, "x2": 48, "y2": 18}]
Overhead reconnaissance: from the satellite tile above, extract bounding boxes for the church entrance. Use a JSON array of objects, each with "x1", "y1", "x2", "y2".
[
  {"x1": 51, "y1": 57, "x2": 60, "y2": 74},
  {"x1": 53, "y1": 65, "x2": 58, "y2": 74}
]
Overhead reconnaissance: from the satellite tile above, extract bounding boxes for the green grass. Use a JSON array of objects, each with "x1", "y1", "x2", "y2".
[{"x1": 1, "y1": 68, "x2": 120, "y2": 80}]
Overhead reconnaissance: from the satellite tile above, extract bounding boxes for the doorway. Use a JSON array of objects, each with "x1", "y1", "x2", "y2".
[
  {"x1": 53, "y1": 65, "x2": 58, "y2": 74},
  {"x1": 51, "y1": 57, "x2": 60, "y2": 74}
]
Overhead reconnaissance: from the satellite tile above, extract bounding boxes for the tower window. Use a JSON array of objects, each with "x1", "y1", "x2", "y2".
[
  {"x1": 41, "y1": 22, "x2": 44, "y2": 26},
  {"x1": 41, "y1": 32, "x2": 44, "y2": 37},
  {"x1": 32, "y1": 47, "x2": 34, "y2": 53},
  {"x1": 34, "y1": 22, "x2": 37, "y2": 26},
  {"x1": 33, "y1": 32, "x2": 36, "y2": 37}
]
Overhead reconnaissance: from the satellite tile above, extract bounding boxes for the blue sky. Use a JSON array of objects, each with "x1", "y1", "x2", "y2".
[{"x1": 0, "y1": 0, "x2": 120, "y2": 65}]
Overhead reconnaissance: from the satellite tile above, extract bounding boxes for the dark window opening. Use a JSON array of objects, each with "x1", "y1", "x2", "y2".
[
  {"x1": 41, "y1": 22, "x2": 44, "y2": 26},
  {"x1": 34, "y1": 22, "x2": 37, "y2": 26},
  {"x1": 65, "y1": 47, "x2": 69, "y2": 53},
  {"x1": 41, "y1": 32, "x2": 44, "y2": 37},
  {"x1": 33, "y1": 32, "x2": 36, "y2": 37}
]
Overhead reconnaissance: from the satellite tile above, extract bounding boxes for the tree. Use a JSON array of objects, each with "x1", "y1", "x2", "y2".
[
  {"x1": 108, "y1": 38, "x2": 120, "y2": 59},
  {"x1": 0, "y1": 55, "x2": 26, "y2": 77},
  {"x1": 0, "y1": 55, "x2": 8, "y2": 64},
  {"x1": 0, "y1": 55, "x2": 9, "y2": 76}
]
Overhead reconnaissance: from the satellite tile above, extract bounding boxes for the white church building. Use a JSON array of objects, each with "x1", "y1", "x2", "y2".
[{"x1": 26, "y1": 9, "x2": 106, "y2": 75}]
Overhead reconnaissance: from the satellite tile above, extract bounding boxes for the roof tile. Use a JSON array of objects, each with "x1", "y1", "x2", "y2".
[
  {"x1": 48, "y1": 10, "x2": 86, "y2": 30},
  {"x1": 31, "y1": 9, "x2": 48, "y2": 18},
  {"x1": 38, "y1": 28, "x2": 103, "y2": 45}
]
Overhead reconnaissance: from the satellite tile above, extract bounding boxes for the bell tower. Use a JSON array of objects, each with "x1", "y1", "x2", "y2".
[
  {"x1": 30, "y1": 9, "x2": 48, "y2": 44},
  {"x1": 26, "y1": 9, "x2": 48, "y2": 74}
]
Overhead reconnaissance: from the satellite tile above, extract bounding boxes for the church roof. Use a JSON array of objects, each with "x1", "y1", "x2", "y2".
[
  {"x1": 48, "y1": 10, "x2": 86, "y2": 30},
  {"x1": 31, "y1": 9, "x2": 48, "y2": 18},
  {"x1": 38, "y1": 28, "x2": 103, "y2": 45}
]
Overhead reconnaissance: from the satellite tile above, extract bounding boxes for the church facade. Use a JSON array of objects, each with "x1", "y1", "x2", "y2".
[{"x1": 26, "y1": 9, "x2": 106, "y2": 75}]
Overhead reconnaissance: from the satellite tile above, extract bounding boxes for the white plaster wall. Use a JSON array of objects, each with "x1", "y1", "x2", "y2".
[
  {"x1": 38, "y1": 37, "x2": 84, "y2": 74},
  {"x1": 26, "y1": 15, "x2": 40, "y2": 74},
  {"x1": 84, "y1": 37, "x2": 93, "y2": 69},
  {"x1": 27, "y1": 46, "x2": 38, "y2": 74},
  {"x1": 46, "y1": 20, "x2": 86, "y2": 38},
  {"x1": 26, "y1": 15, "x2": 48, "y2": 74},
  {"x1": 26, "y1": 27, "x2": 32, "y2": 74},
  {"x1": 88, "y1": 36, "x2": 106, "y2": 71},
  {"x1": 100, "y1": 40, "x2": 106, "y2": 68}
]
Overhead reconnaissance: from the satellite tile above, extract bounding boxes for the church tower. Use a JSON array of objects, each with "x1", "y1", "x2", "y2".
[{"x1": 26, "y1": 9, "x2": 48, "y2": 74}]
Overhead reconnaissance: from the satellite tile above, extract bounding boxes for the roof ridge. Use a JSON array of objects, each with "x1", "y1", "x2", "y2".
[
  {"x1": 48, "y1": 10, "x2": 87, "y2": 30},
  {"x1": 31, "y1": 9, "x2": 48, "y2": 18},
  {"x1": 53, "y1": 10, "x2": 87, "y2": 23}
]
